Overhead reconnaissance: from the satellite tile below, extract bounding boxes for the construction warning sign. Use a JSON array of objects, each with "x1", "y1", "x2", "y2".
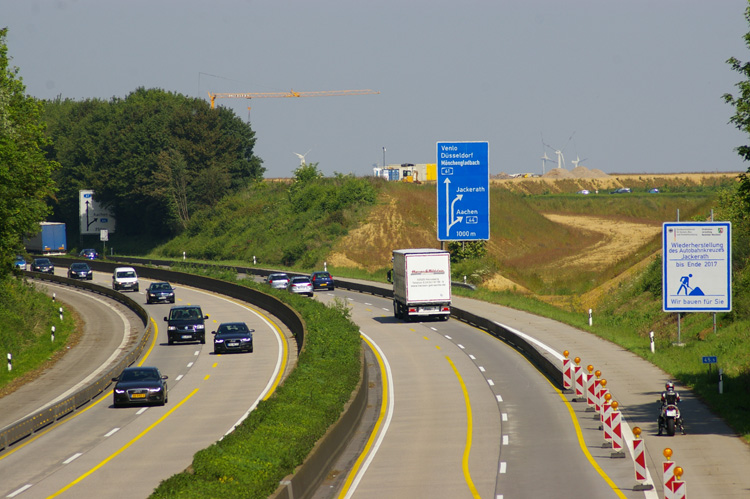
[{"x1": 662, "y1": 222, "x2": 731, "y2": 312}]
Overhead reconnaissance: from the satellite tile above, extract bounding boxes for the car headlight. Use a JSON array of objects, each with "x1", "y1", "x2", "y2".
[
  {"x1": 168, "y1": 326, "x2": 176, "y2": 331},
  {"x1": 147, "y1": 387, "x2": 163, "y2": 393},
  {"x1": 241, "y1": 338, "x2": 252, "y2": 342},
  {"x1": 196, "y1": 325, "x2": 205, "y2": 330},
  {"x1": 114, "y1": 388, "x2": 125, "y2": 394},
  {"x1": 214, "y1": 338, "x2": 224, "y2": 343}
]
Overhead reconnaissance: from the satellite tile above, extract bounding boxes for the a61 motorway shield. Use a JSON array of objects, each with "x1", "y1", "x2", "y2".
[{"x1": 436, "y1": 141, "x2": 489, "y2": 241}]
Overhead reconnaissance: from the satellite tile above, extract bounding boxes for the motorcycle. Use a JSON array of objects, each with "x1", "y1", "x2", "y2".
[{"x1": 657, "y1": 392, "x2": 685, "y2": 436}]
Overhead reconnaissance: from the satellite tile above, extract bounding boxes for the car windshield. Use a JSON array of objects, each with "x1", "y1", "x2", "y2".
[
  {"x1": 117, "y1": 271, "x2": 136, "y2": 278},
  {"x1": 35, "y1": 259, "x2": 51, "y2": 265},
  {"x1": 120, "y1": 368, "x2": 159, "y2": 382},
  {"x1": 71, "y1": 263, "x2": 89, "y2": 270},
  {"x1": 218, "y1": 323, "x2": 249, "y2": 334},
  {"x1": 291, "y1": 277, "x2": 310, "y2": 284},
  {"x1": 171, "y1": 308, "x2": 200, "y2": 320},
  {"x1": 269, "y1": 274, "x2": 288, "y2": 281},
  {"x1": 152, "y1": 283, "x2": 171, "y2": 290}
]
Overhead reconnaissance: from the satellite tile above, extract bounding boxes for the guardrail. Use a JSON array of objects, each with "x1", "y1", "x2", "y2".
[
  {"x1": 0, "y1": 263, "x2": 308, "y2": 452},
  {"x1": 11, "y1": 257, "x2": 562, "y2": 497}
]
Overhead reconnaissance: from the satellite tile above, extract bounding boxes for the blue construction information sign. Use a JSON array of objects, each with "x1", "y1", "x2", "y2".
[
  {"x1": 436, "y1": 141, "x2": 489, "y2": 241},
  {"x1": 663, "y1": 222, "x2": 731, "y2": 312}
]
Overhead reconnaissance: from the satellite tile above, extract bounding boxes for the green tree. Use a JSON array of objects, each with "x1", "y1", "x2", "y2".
[
  {"x1": 0, "y1": 28, "x2": 58, "y2": 271},
  {"x1": 43, "y1": 88, "x2": 264, "y2": 238},
  {"x1": 724, "y1": 2, "x2": 750, "y2": 212}
]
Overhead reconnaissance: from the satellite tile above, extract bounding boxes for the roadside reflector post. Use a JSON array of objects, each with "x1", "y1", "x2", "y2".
[
  {"x1": 51, "y1": 326, "x2": 56, "y2": 342},
  {"x1": 650, "y1": 331, "x2": 655, "y2": 353},
  {"x1": 632, "y1": 427, "x2": 654, "y2": 491},
  {"x1": 7, "y1": 353, "x2": 11, "y2": 372},
  {"x1": 52, "y1": 292, "x2": 56, "y2": 302},
  {"x1": 183, "y1": 251, "x2": 186, "y2": 261},
  {"x1": 324, "y1": 261, "x2": 327, "y2": 271},
  {"x1": 59, "y1": 306, "x2": 64, "y2": 321},
  {"x1": 589, "y1": 308, "x2": 593, "y2": 326},
  {"x1": 562, "y1": 350, "x2": 573, "y2": 393},
  {"x1": 610, "y1": 401, "x2": 625, "y2": 458},
  {"x1": 253, "y1": 255, "x2": 257, "y2": 265}
]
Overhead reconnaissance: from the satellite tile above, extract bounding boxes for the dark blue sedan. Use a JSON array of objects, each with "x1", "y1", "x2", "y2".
[
  {"x1": 213, "y1": 322, "x2": 254, "y2": 354},
  {"x1": 112, "y1": 366, "x2": 168, "y2": 407}
]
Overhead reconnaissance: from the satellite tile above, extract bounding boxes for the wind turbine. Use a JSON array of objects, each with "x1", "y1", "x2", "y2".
[
  {"x1": 571, "y1": 155, "x2": 588, "y2": 168},
  {"x1": 293, "y1": 149, "x2": 312, "y2": 166},
  {"x1": 541, "y1": 152, "x2": 553, "y2": 174},
  {"x1": 544, "y1": 131, "x2": 575, "y2": 169}
]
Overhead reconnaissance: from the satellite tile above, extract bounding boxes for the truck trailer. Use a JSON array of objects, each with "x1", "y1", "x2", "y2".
[
  {"x1": 24, "y1": 222, "x2": 67, "y2": 255},
  {"x1": 392, "y1": 248, "x2": 451, "y2": 321}
]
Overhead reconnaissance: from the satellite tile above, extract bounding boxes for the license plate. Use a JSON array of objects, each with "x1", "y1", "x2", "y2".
[
  {"x1": 320, "y1": 283, "x2": 327, "y2": 287},
  {"x1": 666, "y1": 409, "x2": 677, "y2": 417},
  {"x1": 422, "y1": 306, "x2": 438, "y2": 312},
  {"x1": 228, "y1": 342, "x2": 239, "y2": 347},
  {"x1": 132, "y1": 393, "x2": 146, "y2": 399},
  {"x1": 182, "y1": 334, "x2": 193, "y2": 339}
]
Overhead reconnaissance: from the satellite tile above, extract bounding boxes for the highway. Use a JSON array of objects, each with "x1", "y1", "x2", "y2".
[
  {"x1": 3, "y1": 266, "x2": 750, "y2": 498},
  {"x1": 0, "y1": 269, "x2": 293, "y2": 499}
]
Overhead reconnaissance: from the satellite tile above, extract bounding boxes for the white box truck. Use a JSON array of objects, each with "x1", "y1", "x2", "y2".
[{"x1": 392, "y1": 248, "x2": 451, "y2": 321}]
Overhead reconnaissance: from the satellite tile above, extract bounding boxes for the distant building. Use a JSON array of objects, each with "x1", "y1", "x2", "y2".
[{"x1": 373, "y1": 163, "x2": 437, "y2": 182}]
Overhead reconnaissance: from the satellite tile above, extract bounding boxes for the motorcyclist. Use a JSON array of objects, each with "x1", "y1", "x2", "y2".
[{"x1": 658, "y1": 381, "x2": 685, "y2": 435}]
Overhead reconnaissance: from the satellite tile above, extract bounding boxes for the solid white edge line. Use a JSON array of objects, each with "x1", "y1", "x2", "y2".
[
  {"x1": 493, "y1": 320, "x2": 658, "y2": 498},
  {"x1": 343, "y1": 331, "x2": 395, "y2": 499}
]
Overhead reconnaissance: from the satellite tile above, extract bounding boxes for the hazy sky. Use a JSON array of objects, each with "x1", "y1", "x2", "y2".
[{"x1": 4, "y1": 0, "x2": 750, "y2": 178}]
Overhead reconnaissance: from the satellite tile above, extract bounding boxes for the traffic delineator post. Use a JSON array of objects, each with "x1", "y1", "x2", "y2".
[
  {"x1": 672, "y1": 466, "x2": 686, "y2": 499},
  {"x1": 663, "y1": 448, "x2": 676, "y2": 499},
  {"x1": 593, "y1": 370, "x2": 602, "y2": 414},
  {"x1": 562, "y1": 350, "x2": 573, "y2": 393},
  {"x1": 585, "y1": 365, "x2": 596, "y2": 411},
  {"x1": 631, "y1": 427, "x2": 653, "y2": 491},
  {"x1": 610, "y1": 401, "x2": 625, "y2": 458},
  {"x1": 573, "y1": 357, "x2": 585, "y2": 401},
  {"x1": 602, "y1": 393, "x2": 613, "y2": 447}
]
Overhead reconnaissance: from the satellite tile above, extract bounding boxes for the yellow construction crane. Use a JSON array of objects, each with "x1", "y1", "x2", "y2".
[{"x1": 208, "y1": 88, "x2": 379, "y2": 109}]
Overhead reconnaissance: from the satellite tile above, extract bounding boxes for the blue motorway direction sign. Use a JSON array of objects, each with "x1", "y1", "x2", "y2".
[
  {"x1": 663, "y1": 222, "x2": 731, "y2": 312},
  {"x1": 436, "y1": 141, "x2": 489, "y2": 241}
]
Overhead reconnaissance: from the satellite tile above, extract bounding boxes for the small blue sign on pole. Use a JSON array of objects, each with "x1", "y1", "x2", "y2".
[
  {"x1": 702, "y1": 356, "x2": 717, "y2": 364},
  {"x1": 436, "y1": 141, "x2": 489, "y2": 241}
]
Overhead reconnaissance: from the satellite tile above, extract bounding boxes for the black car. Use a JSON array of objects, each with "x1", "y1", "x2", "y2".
[
  {"x1": 310, "y1": 271, "x2": 334, "y2": 291},
  {"x1": 79, "y1": 248, "x2": 99, "y2": 259},
  {"x1": 164, "y1": 305, "x2": 208, "y2": 345},
  {"x1": 213, "y1": 322, "x2": 254, "y2": 354},
  {"x1": 112, "y1": 366, "x2": 168, "y2": 407},
  {"x1": 31, "y1": 257, "x2": 55, "y2": 274},
  {"x1": 146, "y1": 282, "x2": 175, "y2": 304},
  {"x1": 610, "y1": 187, "x2": 631, "y2": 194},
  {"x1": 68, "y1": 262, "x2": 93, "y2": 280}
]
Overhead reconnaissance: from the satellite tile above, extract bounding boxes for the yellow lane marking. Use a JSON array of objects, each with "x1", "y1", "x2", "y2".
[
  {"x1": 0, "y1": 317, "x2": 159, "y2": 462},
  {"x1": 337, "y1": 334, "x2": 389, "y2": 498},
  {"x1": 472, "y1": 325, "x2": 627, "y2": 498},
  {"x1": 445, "y1": 356, "x2": 480, "y2": 498},
  {"x1": 47, "y1": 388, "x2": 200, "y2": 498}
]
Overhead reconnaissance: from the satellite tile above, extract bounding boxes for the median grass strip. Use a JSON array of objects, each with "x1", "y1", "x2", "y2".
[{"x1": 151, "y1": 270, "x2": 361, "y2": 499}]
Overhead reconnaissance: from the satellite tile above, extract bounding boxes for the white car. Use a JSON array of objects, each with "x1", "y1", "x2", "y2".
[
  {"x1": 287, "y1": 276, "x2": 313, "y2": 297},
  {"x1": 112, "y1": 266, "x2": 139, "y2": 292}
]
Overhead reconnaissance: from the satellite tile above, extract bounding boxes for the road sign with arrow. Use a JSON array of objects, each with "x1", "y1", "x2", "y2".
[{"x1": 436, "y1": 141, "x2": 489, "y2": 241}]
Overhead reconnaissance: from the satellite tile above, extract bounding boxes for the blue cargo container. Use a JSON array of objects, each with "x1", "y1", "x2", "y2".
[{"x1": 24, "y1": 222, "x2": 67, "y2": 254}]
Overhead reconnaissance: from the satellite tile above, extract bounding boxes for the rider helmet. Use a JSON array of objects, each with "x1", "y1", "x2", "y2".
[{"x1": 665, "y1": 381, "x2": 675, "y2": 392}]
